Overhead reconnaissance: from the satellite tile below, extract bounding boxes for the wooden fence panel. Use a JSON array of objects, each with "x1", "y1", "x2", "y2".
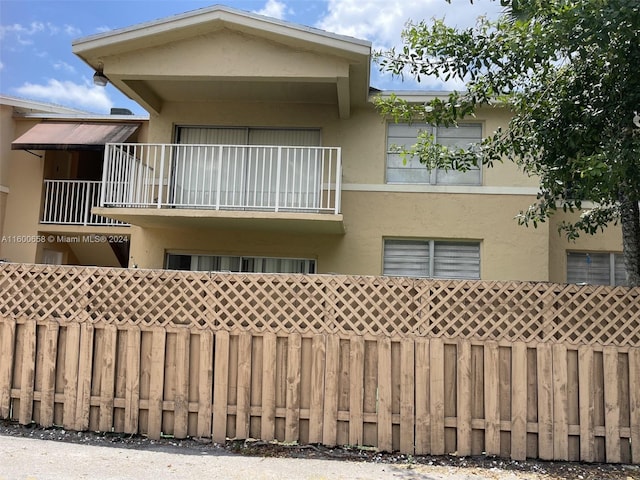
[
  {"x1": 578, "y1": 346, "x2": 595, "y2": 462},
  {"x1": 235, "y1": 332, "x2": 252, "y2": 440},
  {"x1": 285, "y1": 333, "x2": 301, "y2": 443},
  {"x1": 308, "y1": 334, "x2": 325, "y2": 443},
  {"x1": 511, "y1": 342, "x2": 527, "y2": 461},
  {"x1": 457, "y1": 340, "x2": 472, "y2": 457},
  {"x1": 62, "y1": 323, "x2": 80, "y2": 429},
  {"x1": 124, "y1": 326, "x2": 141, "y2": 434},
  {"x1": 376, "y1": 337, "x2": 392, "y2": 452},
  {"x1": 98, "y1": 325, "x2": 117, "y2": 432},
  {"x1": 147, "y1": 327, "x2": 166, "y2": 440},
  {"x1": 322, "y1": 334, "x2": 340, "y2": 447},
  {"x1": 348, "y1": 335, "x2": 364, "y2": 447},
  {"x1": 400, "y1": 338, "x2": 415, "y2": 455},
  {"x1": 197, "y1": 330, "x2": 213, "y2": 438},
  {"x1": 39, "y1": 321, "x2": 59, "y2": 428},
  {"x1": 174, "y1": 328, "x2": 191, "y2": 439},
  {"x1": 260, "y1": 332, "x2": 276, "y2": 441},
  {"x1": 18, "y1": 319, "x2": 36, "y2": 425},
  {"x1": 430, "y1": 338, "x2": 445, "y2": 456},
  {"x1": 484, "y1": 341, "x2": 500, "y2": 456},
  {"x1": 213, "y1": 330, "x2": 229, "y2": 443},
  {"x1": 0, "y1": 263, "x2": 638, "y2": 465},
  {"x1": 603, "y1": 346, "x2": 621, "y2": 463},
  {"x1": 4, "y1": 321, "x2": 640, "y2": 464},
  {"x1": 0, "y1": 317, "x2": 16, "y2": 419},
  {"x1": 630, "y1": 348, "x2": 640, "y2": 464},
  {"x1": 414, "y1": 338, "x2": 430, "y2": 455}
]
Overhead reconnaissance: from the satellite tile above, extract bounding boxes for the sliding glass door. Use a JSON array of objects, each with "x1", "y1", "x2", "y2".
[{"x1": 173, "y1": 127, "x2": 321, "y2": 210}]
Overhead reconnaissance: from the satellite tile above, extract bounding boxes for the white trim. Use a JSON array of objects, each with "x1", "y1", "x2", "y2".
[
  {"x1": 14, "y1": 113, "x2": 149, "y2": 121},
  {"x1": 342, "y1": 183, "x2": 539, "y2": 195},
  {"x1": 0, "y1": 95, "x2": 88, "y2": 114},
  {"x1": 72, "y1": 5, "x2": 371, "y2": 56},
  {"x1": 370, "y1": 91, "x2": 455, "y2": 103},
  {"x1": 0, "y1": 185, "x2": 9, "y2": 194}
]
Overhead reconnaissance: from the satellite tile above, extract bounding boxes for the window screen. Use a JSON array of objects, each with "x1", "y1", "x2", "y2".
[
  {"x1": 384, "y1": 239, "x2": 480, "y2": 279},
  {"x1": 566, "y1": 252, "x2": 627, "y2": 286},
  {"x1": 386, "y1": 123, "x2": 482, "y2": 185}
]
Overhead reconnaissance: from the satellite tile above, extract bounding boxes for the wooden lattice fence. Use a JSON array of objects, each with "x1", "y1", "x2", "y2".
[{"x1": 0, "y1": 263, "x2": 639, "y2": 463}]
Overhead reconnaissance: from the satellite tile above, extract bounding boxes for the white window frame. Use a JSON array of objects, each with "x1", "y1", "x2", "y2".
[
  {"x1": 386, "y1": 122, "x2": 483, "y2": 185},
  {"x1": 566, "y1": 251, "x2": 626, "y2": 286},
  {"x1": 383, "y1": 238, "x2": 481, "y2": 280}
]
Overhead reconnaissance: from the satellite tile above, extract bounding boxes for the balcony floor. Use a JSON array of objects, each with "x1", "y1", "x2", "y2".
[{"x1": 92, "y1": 207, "x2": 345, "y2": 234}]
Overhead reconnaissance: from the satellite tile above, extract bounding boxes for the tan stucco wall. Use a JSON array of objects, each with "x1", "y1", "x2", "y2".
[
  {"x1": 0, "y1": 191, "x2": 7, "y2": 256},
  {"x1": 341, "y1": 191, "x2": 549, "y2": 280},
  {"x1": 0, "y1": 105, "x2": 14, "y2": 189},
  {"x1": 0, "y1": 105, "x2": 14, "y2": 251},
  {"x1": 130, "y1": 191, "x2": 549, "y2": 281},
  {"x1": 0, "y1": 94, "x2": 616, "y2": 282},
  {"x1": 147, "y1": 101, "x2": 537, "y2": 189},
  {"x1": 148, "y1": 100, "x2": 338, "y2": 143},
  {"x1": 123, "y1": 98, "x2": 550, "y2": 279},
  {"x1": 548, "y1": 211, "x2": 623, "y2": 284},
  {"x1": 0, "y1": 117, "x2": 44, "y2": 263},
  {"x1": 128, "y1": 224, "x2": 343, "y2": 271},
  {"x1": 106, "y1": 29, "x2": 350, "y2": 80}
]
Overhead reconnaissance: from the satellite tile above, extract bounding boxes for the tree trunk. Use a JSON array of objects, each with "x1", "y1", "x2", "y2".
[{"x1": 620, "y1": 194, "x2": 640, "y2": 287}]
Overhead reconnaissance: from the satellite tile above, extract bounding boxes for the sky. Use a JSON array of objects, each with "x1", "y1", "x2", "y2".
[{"x1": 0, "y1": 0, "x2": 504, "y2": 115}]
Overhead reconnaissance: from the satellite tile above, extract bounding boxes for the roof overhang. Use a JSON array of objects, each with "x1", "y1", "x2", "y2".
[
  {"x1": 11, "y1": 121, "x2": 140, "y2": 151},
  {"x1": 72, "y1": 6, "x2": 371, "y2": 118}
]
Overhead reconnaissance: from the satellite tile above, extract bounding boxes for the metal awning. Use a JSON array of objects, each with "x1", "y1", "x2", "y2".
[{"x1": 11, "y1": 122, "x2": 140, "y2": 151}]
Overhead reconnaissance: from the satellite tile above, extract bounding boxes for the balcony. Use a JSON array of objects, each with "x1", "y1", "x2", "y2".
[
  {"x1": 42, "y1": 180, "x2": 128, "y2": 226},
  {"x1": 93, "y1": 143, "x2": 344, "y2": 233}
]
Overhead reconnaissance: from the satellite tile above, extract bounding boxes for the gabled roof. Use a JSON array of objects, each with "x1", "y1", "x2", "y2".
[
  {"x1": 72, "y1": 5, "x2": 371, "y2": 118},
  {"x1": 72, "y1": 4, "x2": 370, "y2": 58}
]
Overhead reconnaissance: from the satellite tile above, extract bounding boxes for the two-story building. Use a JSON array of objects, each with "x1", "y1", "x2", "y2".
[{"x1": 0, "y1": 5, "x2": 625, "y2": 285}]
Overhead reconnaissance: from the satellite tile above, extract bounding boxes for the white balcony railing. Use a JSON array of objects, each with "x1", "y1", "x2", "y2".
[
  {"x1": 101, "y1": 143, "x2": 342, "y2": 214},
  {"x1": 42, "y1": 180, "x2": 128, "y2": 226}
]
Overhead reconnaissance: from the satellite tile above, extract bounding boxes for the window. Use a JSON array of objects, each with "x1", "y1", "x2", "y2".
[
  {"x1": 173, "y1": 127, "x2": 322, "y2": 209},
  {"x1": 383, "y1": 239, "x2": 480, "y2": 279},
  {"x1": 166, "y1": 253, "x2": 316, "y2": 274},
  {"x1": 566, "y1": 252, "x2": 627, "y2": 286},
  {"x1": 386, "y1": 123, "x2": 482, "y2": 185}
]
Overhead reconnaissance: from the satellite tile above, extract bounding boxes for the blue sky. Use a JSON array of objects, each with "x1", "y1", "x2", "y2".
[{"x1": 0, "y1": 0, "x2": 503, "y2": 115}]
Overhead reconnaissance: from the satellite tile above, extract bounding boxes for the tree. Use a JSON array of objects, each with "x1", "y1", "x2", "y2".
[{"x1": 375, "y1": 0, "x2": 640, "y2": 286}]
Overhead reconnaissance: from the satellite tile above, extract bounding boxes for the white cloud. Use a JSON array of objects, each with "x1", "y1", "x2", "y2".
[
  {"x1": 14, "y1": 79, "x2": 113, "y2": 113},
  {"x1": 95, "y1": 26, "x2": 112, "y2": 33},
  {"x1": 0, "y1": 61, "x2": 3, "y2": 72},
  {"x1": 318, "y1": 0, "x2": 500, "y2": 49},
  {"x1": 46, "y1": 22, "x2": 60, "y2": 35},
  {"x1": 64, "y1": 24, "x2": 82, "y2": 36},
  {"x1": 253, "y1": 0, "x2": 289, "y2": 20},
  {"x1": 0, "y1": 21, "x2": 80, "y2": 39},
  {"x1": 52, "y1": 61, "x2": 77, "y2": 74},
  {"x1": 0, "y1": 22, "x2": 45, "y2": 39},
  {"x1": 317, "y1": 0, "x2": 502, "y2": 90}
]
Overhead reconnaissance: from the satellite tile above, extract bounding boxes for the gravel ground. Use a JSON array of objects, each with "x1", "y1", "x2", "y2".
[{"x1": 0, "y1": 420, "x2": 638, "y2": 480}]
